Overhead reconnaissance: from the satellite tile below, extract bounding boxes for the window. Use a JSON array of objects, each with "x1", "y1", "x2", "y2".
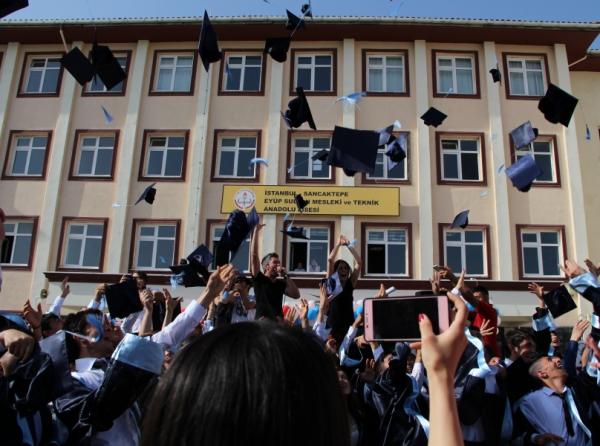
[
  {"x1": 210, "y1": 224, "x2": 250, "y2": 272},
  {"x1": 3, "y1": 132, "x2": 51, "y2": 179},
  {"x1": 513, "y1": 137, "x2": 558, "y2": 184},
  {"x1": 365, "y1": 226, "x2": 410, "y2": 276},
  {"x1": 84, "y1": 53, "x2": 129, "y2": 94},
  {"x1": 442, "y1": 226, "x2": 488, "y2": 277},
  {"x1": 151, "y1": 52, "x2": 196, "y2": 94},
  {"x1": 519, "y1": 228, "x2": 564, "y2": 278},
  {"x1": 365, "y1": 133, "x2": 408, "y2": 182},
  {"x1": 60, "y1": 220, "x2": 106, "y2": 270},
  {"x1": 141, "y1": 132, "x2": 188, "y2": 180},
  {"x1": 1, "y1": 219, "x2": 36, "y2": 267},
  {"x1": 286, "y1": 226, "x2": 330, "y2": 274},
  {"x1": 293, "y1": 51, "x2": 335, "y2": 93},
  {"x1": 213, "y1": 133, "x2": 259, "y2": 180},
  {"x1": 437, "y1": 134, "x2": 485, "y2": 184},
  {"x1": 434, "y1": 51, "x2": 478, "y2": 96},
  {"x1": 365, "y1": 52, "x2": 407, "y2": 94},
  {"x1": 70, "y1": 132, "x2": 117, "y2": 179},
  {"x1": 20, "y1": 55, "x2": 62, "y2": 95},
  {"x1": 133, "y1": 221, "x2": 179, "y2": 270},
  {"x1": 288, "y1": 135, "x2": 332, "y2": 181},
  {"x1": 221, "y1": 53, "x2": 264, "y2": 93},
  {"x1": 504, "y1": 54, "x2": 547, "y2": 97}
]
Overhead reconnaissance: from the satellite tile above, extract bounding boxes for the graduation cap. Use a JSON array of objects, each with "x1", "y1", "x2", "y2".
[
  {"x1": 218, "y1": 208, "x2": 259, "y2": 264},
  {"x1": 385, "y1": 136, "x2": 407, "y2": 167},
  {"x1": 294, "y1": 193, "x2": 310, "y2": 212},
  {"x1": 105, "y1": 279, "x2": 142, "y2": 319},
  {"x1": 301, "y1": 2, "x2": 313, "y2": 18},
  {"x1": 283, "y1": 87, "x2": 317, "y2": 130},
  {"x1": 198, "y1": 11, "x2": 222, "y2": 72},
  {"x1": 505, "y1": 155, "x2": 542, "y2": 192},
  {"x1": 91, "y1": 43, "x2": 127, "y2": 90},
  {"x1": 311, "y1": 149, "x2": 329, "y2": 161},
  {"x1": 542, "y1": 285, "x2": 577, "y2": 319},
  {"x1": 420, "y1": 107, "x2": 447, "y2": 128},
  {"x1": 538, "y1": 83, "x2": 578, "y2": 127},
  {"x1": 39, "y1": 331, "x2": 74, "y2": 397},
  {"x1": 510, "y1": 121, "x2": 538, "y2": 149},
  {"x1": 0, "y1": 0, "x2": 28, "y2": 19},
  {"x1": 451, "y1": 210, "x2": 470, "y2": 229},
  {"x1": 135, "y1": 183, "x2": 156, "y2": 205},
  {"x1": 187, "y1": 244, "x2": 213, "y2": 269},
  {"x1": 264, "y1": 37, "x2": 291, "y2": 63},
  {"x1": 281, "y1": 226, "x2": 310, "y2": 240},
  {"x1": 327, "y1": 126, "x2": 380, "y2": 175},
  {"x1": 377, "y1": 121, "x2": 401, "y2": 147},
  {"x1": 170, "y1": 263, "x2": 205, "y2": 287},
  {"x1": 60, "y1": 47, "x2": 95, "y2": 86},
  {"x1": 286, "y1": 10, "x2": 305, "y2": 30},
  {"x1": 489, "y1": 67, "x2": 501, "y2": 83}
]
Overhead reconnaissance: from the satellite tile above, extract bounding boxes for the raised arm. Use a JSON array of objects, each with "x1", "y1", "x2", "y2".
[
  {"x1": 48, "y1": 277, "x2": 70, "y2": 315},
  {"x1": 284, "y1": 274, "x2": 301, "y2": 299},
  {"x1": 327, "y1": 235, "x2": 345, "y2": 276},
  {"x1": 347, "y1": 242, "x2": 363, "y2": 287},
  {"x1": 162, "y1": 288, "x2": 182, "y2": 330},
  {"x1": 250, "y1": 224, "x2": 264, "y2": 278},
  {"x1": 138, "y1": 290, "x2": 154, "y2": 336}
]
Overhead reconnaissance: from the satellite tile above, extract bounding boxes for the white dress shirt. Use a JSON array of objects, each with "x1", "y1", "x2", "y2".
[{"x1": 47, "y1": 296, "x2": 65, "y2": 316}]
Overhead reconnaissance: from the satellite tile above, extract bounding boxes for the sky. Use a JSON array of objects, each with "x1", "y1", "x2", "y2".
[{"x1": 4, "y1": 0, "x2": 600, "y2": 47}]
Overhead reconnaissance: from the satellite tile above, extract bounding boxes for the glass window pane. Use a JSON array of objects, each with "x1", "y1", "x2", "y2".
[
  {"x1": 368, "y1": 68, "x2": 383, "y2": 91},
  {"x1": 309, "y1": 242, "x2": 328, "y2": 273},
  {"x1": 368, "y1": 231, "x2": 385, "y2": 241},
  {"x1": 509, "y1": 72, "x2": 525, "y2": 95},
  {"x1": 315, "y1": 55, "x2": 331, "y2": 65},
  {"x1": 540, "y1": 232, "x2": 558, "y2": 244},
  {"x1": 438, "y1": 58, "x2": 452, "y2": 67},
  {"x1": 176, "y1": 56, "x2": 193, "y2": 67},
  {"x1": 310, "y1": 228, "x2": 328, "y2": 240},
  {"x1": 219, "y1": 151, "x2": 235, "y2": 176},
  {"x1": 26, "y1": 70, "x2": 42, "y2": 92},
  {"x1": 232, "y1": 240, "x2": 250, "y2": 272},
  {"x1": 173, "y1": 67, "x2": 192, "y2": 91},
  {"x1": 289, "y1": 242, "x2": 307, "y2": 271},
  {"x1": 460, "y1": 140, "x2": 478, "y2": 152},
  {"x1": 98, "y1": 137, "x2": 115, "y2": 147},
  {"x1": 525, "y1": 60, "x2": 542, "y2": 70},
  {"x1": 294, "y1": 151, "x2": 309, "y2": 177},
  {"x1": 156, "y1": 69, "x2": 172, "y2": 90},
  {"x1": 295, "y1": 139, "x2": 309, "y2": 148},
  {"x1": 446, "y1": 246, "x2": 462, "y2": 272},
  {"x1": 228, "y1": 56, "x2": 243, "y2": 65},
  {"x1": 165, "y1": 150, "x2": 183, "y2": 176},
  {"x1": 371, "y1": 153, "x2": 384, "y2": 178},
  {"x1": 12, "y1": 235, "x2": 31, "y2": 264},
  {"x1": 445, "y1": 232, "x2": 461, "y2": 242},
  {"x1": 298, "y1": 56, "x2": 312, "y2": 65},
  {"x1": 158, "y1": 225, "x2": 175, "y2": 238},
  {"x1": 78, "y1": 150, "x2": 94, "y2": 175},
  {"x1": 1, "y1": 237, "x2": 13, "y2": 263},
  {"x1": 297, "y1": 68, "x2": 311, "y2": 90},
  {"x1": 367, "y1": 244, "x2": 385, "y2": 274},
  {"x1": 42, "y1": 68, "x2": 59, "y2": 93},
  {"x1": 28, "y1": 149, "x2": 45, "y2": 175},
  {"x1": 140, "y1": 227, "x2": 155, "y2": 236},
  {"x1": 150, "y1": 137, "x2": 167, "y2": 147},
  {"x1": 522, "y1": 233, "x2": 538, "y2": 243},
  {"x1": 12, "y1": 151, "x2": 27, "y2": 174},
  {"x1": 237, "y1": 150, "x2": 255, "y2": 177},
  {"x1": 523, "y1": 247, "x2": 539, "y2": 275},
  {"x1": 456, "y1": 69, "x2": 474, "y2": 94},
  {"x1": 388, "y1": 159, "x2": 405, "y2": 179},
  {"x1": 95, "y1": 149, "x2": 113, "y2": 175},
  {"x1": 312, "y1": 159, "x2": 328, "y2": 178},
  {"x1": 70, "y1": 225, "x2": 85, "y2": 235},
  {"x1": 17, "y1": 223, "x2": 33, "y2": 234},
  {"x1": 369, "y1": 57, "x2": 383, "y2": 66},
  {"x1": 168, "y1": 137, "x2": 185, "y2": 148},
  {"x1": 243, "y1": 67, "x2": 261, "y2": 91},
  {"x1": 387, "y1": 67, "x2": 403, "y2": 92},
  {"x1": 438, "y1": 70, "x2": 453, "y2": 93},
  {"x1": 465, "y1": 231, "x2": 483, "y2": 243},
  {"x1": 137, "y1": 240, "x2": 154, "y2": 267},
  {"x1": 147, "y1": 151, "x2": 163, "y2": 176},
  {"x1": 16, "y1": 138, "x2": 30, "y2": 147},
  {"x1": 82, "y1": 238, "x2": 102, "y2": 267},
  {"x1": 226, "y1": 68, "x2": 241, "y2": 90},
  {"x1": 314, "y1": 67, "x2": 331, "y2": 91},
  {"x1": 239, "y1": 137, "x2": 256, "y2": 148},
  {"x1": 85, "y1": 224, "x2": 102, "y2": 237},
  {"x1": 313, "y1": 138, "x2": 330, "y2": 149},
  {"x1": 527, "y1": 71, "x2": 544, "y2": 96},
  {"x1": 465, "y1": 245, "x2": 484, "y2": 275},
  {"x1": 455, "y1": 58, "x2": 472, "y2": 68},
  {"x1": 541, "y1": 246, "x2": 560, "y2": 275},
  {"x1": 535, "y1": 154, "x2": 553, "y2": 181},
  {"x1": 221, "y1": 138, "x2": 236, "y2": 147},
  {"x1": 4, "y1": 223, "x2": 15, "y2": 233},
  {"x1": 443, "y1": 153, "x2": 458, "y2": 179},
  {"x1": 388, "y1": 244, "x2": 406, "y2": 274},
  {"x1": 388, "y1": 230, "x2": 406, "y2": 242},
  {"x1": 65, "y1": 239, "x2": 82, "y2": 265},
  {"x1": 155, "y1": 240, "x2": 174, "y2": 268},
  {"x1": 246, "y1": 56, "x2": 262, "y2": 65},
  {"x1": 508, "y1": 60, "x2": 522, "y2": 69},
  {"x1": 160, "y1": 57, "x2": 174, "y2": 66},
  {"x1": 32, "y1": 137, "x2": 47, "y2": 147},
  {"x1": 461, "y1": 153, "x2": 479, "y2": 180}
]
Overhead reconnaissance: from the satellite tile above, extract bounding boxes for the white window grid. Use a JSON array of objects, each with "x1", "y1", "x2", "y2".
[
  {"x1": 145, "y1": 135, "x2": 185, "y2": 178},
  {"x1": 155, "y1": 54, "x2": 194, "y2": 92},
  {"x1": 291, "y1": 137, "x2": 332, "y2": 179},
  {"x1": 436, "y1": 54, "x2": 476, "y2": 95},
  {"x1": 286, "y1": 227, "x2": 330, "y2": 274},
  {"x1": 521, "y1": 230, "x2": 562, "y2": 278},
  {"x1": 25, "y1": 57, "x2": 61, "y2": 94},
  {"x1": 444, "y1": 229, "x2": 487, "y2": 277},
  {"x1": 216, "y1": 135, "x2": 257, "y2": 178},
  {"x1": 211, "y1": 226, "x2": 251, "y2": 272},
  {"x1": 223, "y1": 54, "x2": 262, "y2": 91},
  {"x1": 507, "y1": 57, "x2": 546, "y2": 96},
  {"x1": 85, "y1": 55, "x2": 128, "y2": 92},
  {"x1": 366, "y1": 145, "x2": 408, "y2": 180},
  {"x1": 365, "y1": 228, "x2": 408, "y2": 276},
  {"x1": 135, "y1": 224, "x2": 177, "y2": 269},
  {"x1": 515, "y1": 140, "x2": 556, "y2": 183},
  {"x1": 295, "y1": 54, "x2": 333, "y2": 92},
  {"x1": 10, "y1": 136, "x2": 47, "y2": 176},
  {"x1": 440, "y1": 138, "x2": 481, "y2": 182},
  {"x1": 366, "y1": 54, "x2": 405, "y2": 93},
  {"x1": 77, "y1": 135, "x2": 115, "y2": 177},
  {"x1": 63, "y1": 222, "x2": 104, "y2": 268},
  {"x1": 1, "y1": 221, "x2": 33, "y2": 265}
]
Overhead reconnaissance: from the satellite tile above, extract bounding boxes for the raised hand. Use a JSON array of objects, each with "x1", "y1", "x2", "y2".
[
  {"x1": 376, "y1": 283, "x2": 386, "y2": 298},
  {"x1": 163, "y1": 288, "x2": 182, "y2": 313},
  {"x1": 60, "y1": 276, "x2": 70, "y2": 298},
  {"x1": 206, "y1": 264, "x2": 236, "y2": 297},
  {"x1": 560, "y1": 259, "x2": 584, "y2": 279},
  {"x1": 338, "y1": 234, "x2": 350, "y2": 246},
  {"x1": 23, "y1": 300, "x2": 42, "y2": 330},
  {"x1": 141, "y1": 290, "x2": 154, "y2": 310},
  {"x1": 297, "y1": 298, "x2": 309, "y2": 321},
  {"x1": 0, "y1": 329, "x2": 35, "y2": 362},
  {"x1": 479, "y1": 318, "x2": 496, "y2": 337},
  {"x1": 319, "y1": 283, "x2": 329, "y2": 314},
  {"x1": 527, "y1": 282, "x2": 545, "y2": 306},
  {"x1": 360, "y1": 358, "x2": 377, "y2": 383},
  {"x1": 284, "y1": 306, "x2": 299, "y2": 326},
  {"x1": 570, "y1": 319, "x2": 590, "y2": 342}
]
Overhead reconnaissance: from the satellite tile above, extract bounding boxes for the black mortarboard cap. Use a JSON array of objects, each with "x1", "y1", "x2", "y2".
[
  {"x1": 283, "y1": 87, "x2": 316, "y2": 130},
  {"x1": 505, "y1": 155, "x2": 542, "y2": 192},
  {"x1": 218, "y1": 208, "x2": 259, "y2": 264},
  {"x1": 510, "y1": 121, "x2": 537, "y2": 149},
  {"x1": 311, "y1": 149, "x2": 329, "y2": 161},
  {"x1": 328, "y1": 126, "x2": 380, "y2": 175},
  {"x1": 105, "y1": 279, "x2": 142, "y2": 319},
  {"x1": 169, "y1": 263, "x2": 205, "y2": 287},
  {"x1": 186, "y1": 244, "x2": 213, "y2": 269},
  {"x1": 264, "y1": 37, "x2": 291, "y2": 63},
  {"x1": 0, "y1": 0, "x2": 28, "y2": 19},
  {"x1": 543, "y1": 285, "x2": 577, "y2": 319},
  {"x1": 286, "y1": 10, "x2": 305, "y2": 30},
  {"x1": 90, "y1": 43, "x2": 127, "y2": 90},
  {"x1": 61, "y1": 47, "x2": 95, "y2": 86},
  {"x1": 301, "y1": 2, "x2": 313, "y2": 18},
  {"x1": 538, "y1": 83, "x2": 578, "y2": 127},
  {"x1": 295, "y1": 193, "x2": 310, "y2": 212},
  {"x1": 451, "y1": 210, "x2": 470, "y2": 229},
  {"x1": 385, "y1": 138, "x2": 406, "y2": 163},
  {"x1": 377, "y1": 123, "x2": 396, "y2": 147},
  {"x1": 198, "y1": 11, "x2": 222, "y2": 72},
  {"x1": 135, "y1": 183, "x2": 156, "y2": 205},
  {"x1": 506, "y1": 356, "x2": 542, "y2": 403},
  {"x1": 420, "y1": 107, "x2": 447, "y2": 128},
  {"x1": 281, "y1": 226, "x2": 310, "y2": 240},
  {"x1": 489, "y1": 68, "x2": 501, "y2": 83},
  {"x1": 39, "y1": 331, "x2": 73, "y2": 397}
]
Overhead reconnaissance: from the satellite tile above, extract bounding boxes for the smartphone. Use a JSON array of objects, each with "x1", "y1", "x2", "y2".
[{"x1": 363, "y1": 295, "x2": 451, "y2": 342}]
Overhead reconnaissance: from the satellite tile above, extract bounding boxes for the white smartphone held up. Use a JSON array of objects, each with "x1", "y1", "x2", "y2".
[{"x1": 363, "y1": 295, "x2": 451, "y2": 342}]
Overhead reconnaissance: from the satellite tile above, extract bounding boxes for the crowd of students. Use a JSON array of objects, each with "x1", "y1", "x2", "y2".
[{"x1": 1, "y1": 208, "x2": 600, "y2": 446}]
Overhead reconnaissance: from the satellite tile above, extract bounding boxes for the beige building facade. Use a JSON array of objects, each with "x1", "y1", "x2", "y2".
[{"x1": 0, "y1": 17, "x2": 598, "y2": 326}]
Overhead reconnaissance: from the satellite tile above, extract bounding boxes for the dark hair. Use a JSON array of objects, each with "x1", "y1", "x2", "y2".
[
  {"x1": 261, "y1": 252, "x2": 279, "y2": 269},
  {"x1": 134, "y1": 271, "x2": 149, "y2": 280},
  {"x1": 506, "y1": 329, "x2": 533, "y2": 348},
  {"x1": 333, "y1": 259, "x2": 351, "y2": 274},
  {"x1": 142, "y1": 322, "x2": 350, "y2": 446},
  {"x1": 41, "y1": 312, "x2": 60, "y2": 333},
  {"x1": 472, "y1": 285, "x2": 489, "y2": 296},
  {"x1": 62, "y1": 309, "x2": 104, "y2": 358}
]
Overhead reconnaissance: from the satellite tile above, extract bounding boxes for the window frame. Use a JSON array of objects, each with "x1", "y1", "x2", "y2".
[
  {"x1": 148, "y1": 50, "x2": 198, "y2": 96},
  {"x1": 56, "y1": 217, "x2": 108, "y2": 272},
  {"x1": 361, "y1": 223, "x2": 412, "y2": 278},
  {"x1": 436, "y1": 132, "x2": 487, "y2": 186},
  {"x1": 286, "y1": 131, "x2": 335, "y2": 184},
  {"x1": 82, "y1": 49, "x2": 132, "y2": 97},
  {"x1": 509, "y1": 134, "x2": 560, "y2": 187},
  {"x1": 361, "y1": 49, "x2": 410, "y2": 97},
  {"x1": 68, "y1": 129, "x2": 119, "y2": 181},
  {"x1": 432, "y1": 49, "x2": 480, "y2": 99},
  {"x1": 129, "y1": 219, "x2": 181, "y2": 272},
  {"x1": 362, "y1": 131, "x2": 410, "y2": 184},
  {"x1": 205, "y1": 219, "x2": 252, "y2": 273},
  {"x1": 2, "y1": 130, "x2": 53, "y2": 180},
  {"x1": 502, "y1": 53, "x2": 551, "y2": 100},
  {"x1": 282, "y1": 220, "x2": 334, "y2": 277},
  {"x1": 218, "y1": 50, "x2": 266, "y2": 96},
  {"x1": 0, "y1": 216, "x2": 38, "y2": 270},
  {"x1": 17, "y1": 52, "x2": 64, "y2": 97},
  {"x1": 516, "y1": 225, "x2": 566, "y2": 280},
  {"x1": 290, "y1": 49, "x2": 337, "y2": 96},
  {"x1": 138, "y1": 130, "x2": 189, "y2": 182},
  {"x1": 438, "y1": 224, "x2": 491, "y2": 279},
  {"x1": 210, "y1": 129, "x2": 262, "y2": 183}
]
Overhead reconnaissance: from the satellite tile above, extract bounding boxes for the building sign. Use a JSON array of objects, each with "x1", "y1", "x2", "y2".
[{"x1": 221, "y1": 185, "x2": 399, "y2": 216}]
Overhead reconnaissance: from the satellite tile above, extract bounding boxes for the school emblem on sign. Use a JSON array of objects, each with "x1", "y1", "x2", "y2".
[{"x1": 233, "y1": 189, "x2": 256, "y2": 211}]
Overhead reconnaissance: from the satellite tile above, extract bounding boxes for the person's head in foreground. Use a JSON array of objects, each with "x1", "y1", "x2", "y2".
[
  {"x1": 142, "y1": 322, "x2": 350, "y2": 446},
  {"x1": 528, "y1": 355, "x2": 567, "y2": 387}
]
